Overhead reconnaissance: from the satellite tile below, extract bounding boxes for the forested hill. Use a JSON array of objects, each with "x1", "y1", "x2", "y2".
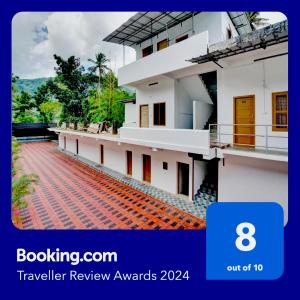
[
  {"x1": 15, "y1": 78, "x2": 51, "y2": 94},
  {"x1": 15, "y1": 77, "x2": 135, "y2": 95}
]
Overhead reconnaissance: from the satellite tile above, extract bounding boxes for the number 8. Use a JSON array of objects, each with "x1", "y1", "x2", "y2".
[{"x1": 235, "y1": 222, "x2": 256, "y2": 252}]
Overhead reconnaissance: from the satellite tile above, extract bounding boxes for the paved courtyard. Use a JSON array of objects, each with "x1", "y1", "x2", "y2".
[{"x1": 16, "y1": 142, "x2": 206, "y2": 230}]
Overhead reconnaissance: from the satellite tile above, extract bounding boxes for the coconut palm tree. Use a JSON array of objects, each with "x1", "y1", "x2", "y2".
[
  {"x1": 88, "y1": 53, "x2": 110, "y2": 92},
  {"x1": 246, "y1": 12, "x2": 269, "y2": 30}
]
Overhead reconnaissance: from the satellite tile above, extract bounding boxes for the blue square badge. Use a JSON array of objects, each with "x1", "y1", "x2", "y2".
[{"x1": 206, "y1": 202, "x2": 284, "y2": 280}]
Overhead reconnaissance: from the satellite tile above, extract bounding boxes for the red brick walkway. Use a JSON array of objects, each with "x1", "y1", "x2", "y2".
[{"x1": 16, "y1": 142, "x2": 205, "y2": 230}]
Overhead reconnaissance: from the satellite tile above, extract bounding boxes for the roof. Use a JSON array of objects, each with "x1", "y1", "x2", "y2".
[
  {"x1": 103, "y1": 12, "x2": 200, "y2": 47},
  {"x1": 119, "y1": 98, "x2": 136, "y2": 104},
  {"x1": 228, "y1": 12, "x2": 252, "y2": 35},
  {"x1": 188, "y1": 20, "x2": 288, "y2": 65}
]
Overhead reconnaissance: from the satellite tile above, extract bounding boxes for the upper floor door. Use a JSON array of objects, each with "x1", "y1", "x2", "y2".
[
  {"x1": 140, "y1": 105, "x2": 149, "y2": 128},
  {"x1": 234, "y1": 95, "x2": 255, "y2": 147}
]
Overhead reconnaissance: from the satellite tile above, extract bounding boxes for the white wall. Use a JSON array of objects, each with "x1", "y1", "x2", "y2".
[
  {"x1": 136, "y1": 77, "x2": 175, "y2": 128},
  {"x1": 217, "y1": 55, "x2": 288, "y2": 150},
  {"x1": 119, "y1": 31, "x2": 208, "y2": 86},
  {"x1": 220, "y1": 12, "x2": 239, "y2": 41},
  {"x1": 193, "y1": 101, "x2": 213, "y2": 130},
  {"x1": 134, "y1": 12, "x2": 226, "y2": 59},
  {"x1": 175, "y1": 79, "x2": 193, "y2": 129},
  {"x1": 218, "y1": 155, "x2": 288, "y2": 224},
  {"x1": 58, "y1": 134, "x2": 195, "y2": 201},
  {"x1": 124, "y1": 102, "x2": 136, "y2": 127}
]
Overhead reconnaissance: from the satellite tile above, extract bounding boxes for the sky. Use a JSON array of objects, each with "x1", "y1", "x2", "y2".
[{"x1": 12, "y1": 12, "x2": 287, "y2": 79}]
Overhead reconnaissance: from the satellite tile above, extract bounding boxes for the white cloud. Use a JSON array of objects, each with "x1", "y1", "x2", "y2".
[{"x1": 12, "y1": 12, "x2": 136, "y2": 79}]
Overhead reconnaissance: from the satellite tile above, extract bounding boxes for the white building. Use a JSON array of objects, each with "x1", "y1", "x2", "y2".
[{"x1": 52, "y1": 12, "x2": 288, "y2": 222}]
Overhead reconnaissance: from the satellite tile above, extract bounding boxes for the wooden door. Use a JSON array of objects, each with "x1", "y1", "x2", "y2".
[
  {"x1": 143, "y1": 154, "x2": 151, "y2": 183},
  {"x1": 140, "y1": 105, "x2": 149, "y2": 128},
  {"x1": 157, "y1": 39, "x2": 168, "y2": 51},
  {"x1": 126, "y1": 151, "x2": 132, "y2": 176},
  {"x1": 234, "y1": 96, "x2": 255, "y2": 147}
]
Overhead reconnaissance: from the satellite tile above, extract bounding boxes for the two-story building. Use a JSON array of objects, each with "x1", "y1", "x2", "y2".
[{"x1": 52, "y1": 12, "x2": 288, "y2": 222}]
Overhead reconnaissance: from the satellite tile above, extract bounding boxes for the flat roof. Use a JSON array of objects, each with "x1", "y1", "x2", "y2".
[
  {"x1": 188, "y1": 20, "x2": 288, "y2": 65},
  {"x1": 103, "y1": 12, "x2": 252, "y2": 47}
]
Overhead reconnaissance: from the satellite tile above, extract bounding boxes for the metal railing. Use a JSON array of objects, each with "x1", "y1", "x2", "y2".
[{"x1": 208, "y1": 124, "x2": 288, "y2": 152}]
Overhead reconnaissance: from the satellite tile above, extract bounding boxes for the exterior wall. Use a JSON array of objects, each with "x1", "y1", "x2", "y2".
[
  {"x1": 124, "y1": 102, "x2": 136, "y2": 127},
  {"x1": 134, "y1": 12, "x2": 228, "y2": 59},
  {"x1": 136, "y1": 77, "x2": 175, "y2": 128},
  {"x1": 58, "y1": 134, "x2": 194, "y2": 201},
  {"x1": 220, "y1": 12, "x2": 239, "y2": 40},
  {"x1": 217, "y1": 55, "x2": 288, "y2": 150},
  {"x1": 175, "y1": 79, "x2": 193, "y2": 129},
  {"x1": 132, "y1": 76, "x2": 213, "y2": 131},
  {"x1": 218, "y1": 155, "x2": 288, "y2": 224},
  {"x1": 119, "y1": 31, "x2": 208, "y2": 86},
  {"x1": 193, "y1": 101, "x2": 213, "y2": 130}
]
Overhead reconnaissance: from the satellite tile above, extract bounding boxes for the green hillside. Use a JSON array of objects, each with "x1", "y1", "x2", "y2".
[{"x1": 15, "y1": 78, "x2": 51, "y2": 95}]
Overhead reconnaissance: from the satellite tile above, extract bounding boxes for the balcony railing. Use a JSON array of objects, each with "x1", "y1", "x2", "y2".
[
  {"x1": 209, "y1": 124, "x2": 288, "y2": 152},
  {"x1": 120, "y1": 127, "x2": 211, "y2": 155}
]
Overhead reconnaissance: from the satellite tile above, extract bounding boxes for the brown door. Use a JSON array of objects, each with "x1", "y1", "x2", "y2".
[
  {"x1": 140, "y1": 105, "x2": 149, "y2": 128},
  {"x1": 234, "y1": 96, "x2": 255, "y2": 147},
  {"x1": 100, "y1": 145, "x2": 104, "y2": 164},
  {"x1": 157, "y1": 39, "x2": 168, "y2": 51},
  {"x1": 177, "y1": 162, "x2": 189, "y2": 196},
  {"x1": 143, "y1": 154, "x2": 151, "y2": 183},
  {"x1": 126, "y1": 151, "x2": 132, "y2": 176}
]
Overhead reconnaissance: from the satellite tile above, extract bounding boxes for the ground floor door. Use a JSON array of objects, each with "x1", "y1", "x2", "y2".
[
  {"x1": 178, "y1": 162, "x2": 189, "y2": 196},
  {"x1": 143, "y1": 154, "x2": 151, "y2": 183},
  {"x1": 76, "y1": 139, "x2": 79, "y2": 155},
  {"x1": 234, "y1": 95, "x2": 255, "y2": 147},
  {"x1": 64, "y1": 137, "x2": 66, "y2": 150},
  {"x1": 140, "y1": 105, "x2": 149, "y2": 128},
  {"x1": 126, "y1": 151, "x2": 132, "y2": 176}
]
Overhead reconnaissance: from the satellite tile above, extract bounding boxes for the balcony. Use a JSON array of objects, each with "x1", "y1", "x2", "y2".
[
  {"x1": 119, "y1": 127, "x2": 212, "y2": 157},
  {"x1": 118, "y1": 31, "x2": 209, "y2": 86}
]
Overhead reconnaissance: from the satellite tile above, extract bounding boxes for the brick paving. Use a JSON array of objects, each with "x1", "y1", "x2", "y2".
[{"x1": 16, "y1": 142, "x2": 206, "y2": 230}]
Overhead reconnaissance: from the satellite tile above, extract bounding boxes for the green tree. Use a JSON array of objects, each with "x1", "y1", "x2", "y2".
[
  {"x1": 39, "y1": 101, "x2": 62, "y2": 123},
  {"x1": 12, "y1": 91, "x2": 37, "y2": 122},
  {"x1": 49, "y1": 55, "x2": 94, "y2": 126},
  {"x1": 88, "y1": 52, "x2": 110, "y2": 92},
  {"x1": 246, "y1": 12, "x2": 269, "y2": 29},
  {"x1": 87, "y1": 71, "x2": 133, "y2": 128}
]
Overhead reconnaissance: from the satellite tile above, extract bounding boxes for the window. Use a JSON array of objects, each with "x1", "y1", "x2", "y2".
[
  {"x1": 272, "y1": 92, "x2": 288, "y2": 131},
  {"x1": 157, "y1": 39, "x2": 168, "y2": 51},
  {"x1": 153, "y1": 102, "x2": 166, "y2": 126},
  {"x1": 163, "y1": 162, "x2": 168, "y2": 170},
  {"x1": 142, "y1": 45, "x2": 153, "y2": 57},
  {"x1": 175, "y1": 34, "x2": 188, "y2": 43}
]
